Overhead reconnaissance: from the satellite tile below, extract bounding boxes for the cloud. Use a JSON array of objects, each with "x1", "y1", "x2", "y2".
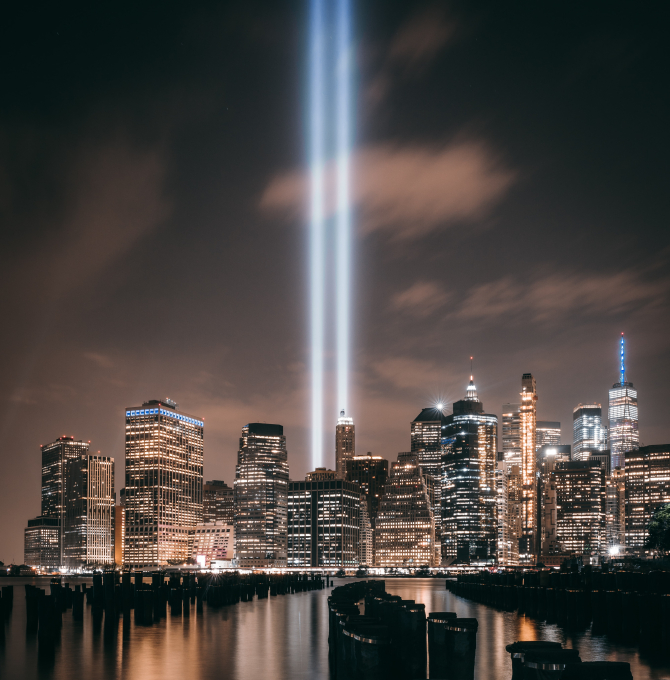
[
  {"x1": 261, "y1": 140, "x2": 515, "y2": 240},
  {"x1": 457, "y1": 270, "x2": 670, "y2": 322},
  {"x1": 391, "y1": 281, "x2": 451, "y2": 316},
  {"x1": 389, "y1": 5, "x2": 456, "y2": 72}
]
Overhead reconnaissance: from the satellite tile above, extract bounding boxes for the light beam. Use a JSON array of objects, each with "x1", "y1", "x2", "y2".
[
  {"x1": 336, "y1": 0, "x2": 352, "y2": 418},
  {"x1": 310, "y1": 0, "x2": 325, "y2": 469}
]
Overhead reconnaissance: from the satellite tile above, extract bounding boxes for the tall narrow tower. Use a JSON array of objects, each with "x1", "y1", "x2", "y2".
[
  {"x1": 609, "y1": 333, "x2": 639, "y2": 469},
  {"x1": 335, "y1": 410, "x2": 355, "y2": 479},
  {"x1": 519, "y1": 373, "x2": 537, "y2": 564}
]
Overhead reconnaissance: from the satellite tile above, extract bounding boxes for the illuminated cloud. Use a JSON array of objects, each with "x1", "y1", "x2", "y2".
[
  {"x1": 391, "y1": 281, "x2": 451, "y2": 317},
  {"x1": 388, "y1": 5, "x2": 456, "y2": 72},
  {"x1": 261, "y1": 140, "x2": 515, "y2": 240},
  {"x1": 392, "y1": 269, "x2": 670, "y2": 323}
]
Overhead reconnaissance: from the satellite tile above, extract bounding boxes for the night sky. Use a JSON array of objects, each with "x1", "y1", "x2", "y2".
[{"x1": 1, "y1": 0, "x2": 668, "y2": 563}]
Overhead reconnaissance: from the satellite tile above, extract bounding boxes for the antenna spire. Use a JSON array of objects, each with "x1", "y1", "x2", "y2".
[{"x1": 620, "y1": 333, "x2": 625, "y2": 385}]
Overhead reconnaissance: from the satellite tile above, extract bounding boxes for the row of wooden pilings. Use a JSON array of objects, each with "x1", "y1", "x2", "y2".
[
  {"x1": 328, "y1": 580, "x2": 479, "y2": 680},
  {"x1": 328, "y1": 579, "x2": 634, "y2": 679},
  {"x1": 20, "y1": 571, "x2": 328, "y2": 641},
  {"x1": 448, "y1": 570, "x2": 670, "y2": 649}
]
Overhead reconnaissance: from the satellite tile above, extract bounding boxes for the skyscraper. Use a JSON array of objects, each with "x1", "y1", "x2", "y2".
[
  {"x1": 335, "y1": 410, "x2": 355, "y2": 479},
  {"x1": 344, "y1": 454, "x2": 388, "y2": 525},
  {"x1": 411, "y1": 407, "x2": 444, "y2": 544},
  {"x1": 234, "y1": 422, "x2": 289, "y2": 567},
  {"x1": 536, "y1": 421, "x2": 561, "y2": 450},
  {"x1": 496, "y1": 462, "x2": 521, "y2": 566},
  {"x1": 124, "y1": 400, "x2": 204, "y2": 568},
  {"x1": 441, "y1": 375, "x2": 498, "y2": 563},
  {"x1": 114, "y1": 488, "x2": 125, "y2": 566},
  {"x1": 63, "y1": 454, "x2": 115, "y2": 568},
  {"x1": 502, "y1": 404, "x2": 522, "y2": 466},
  {"x1": 41, "y1": 436, "x2": 90, "y2": 565},
  {"x1": 609, "y1": 334, "x2": 639, "y2": 469},
  {"x1": 605, "y1": 467, "x2": 625, "y2": 552},
  {"x1": 287, "y1": 475, "x2": 360, "y2": 567},
  {"x1": 375, "y1": 452, "x2": 437, "y2": 567},
  {"x1": 555, "y1": 460, "x2": 606, "y2": 558},
  {"x1": 537, "y1": 446, "x2": 571, "y2": 559},
  {"x1": 410, "y1": 407, "x2": 444, "y2": 480},
  {"x1": 625, "y1": 445, "x2": 670, "y2": 553},
  {"x1": 572, "y1": 404, "x2": 607, "y2": 461},
  {"x1": 24, "y1": 516, "x2": 60, "y2": 571},
  {"x1": 203, "y1": 480, "x2": 234, "y2": 524},
  {"x1": 519, "y1": 373, "x2": 538, "y2": 563}
]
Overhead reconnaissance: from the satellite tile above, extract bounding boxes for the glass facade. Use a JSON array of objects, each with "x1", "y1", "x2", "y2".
[
  {"x1": 24, "y1": 516, "x2": 60, "y2": 570},
  {"x1": 519, "y1": 373, "x2": 537, "y2": 563},
  {"x1": 502, "y1": 404, "x2": 521, "y2": 467},
  {"x1": 555, "y1": 460, "x2": 606, "y2": 557},
  {"x1": 124, "y1": 400, "x2": 204, "y2": 568},
  {"x1": 234, "y1": 422, "x2": 289, "y2": 568},
  {"x1": 411, "y1": 407, "x2": 444, "y2": 543},
  {"x1": 441, "y1": 377, "x2": 497, "y2": 563},
  {"x1": 375, "y1": 452, "x2": 437, "y2": 567},
  {"x1": 287, "y1": 478, "x2": 360, "y2": 567},
  {"x1": 203, "y1": 480, "x2": 234, "y2": 524},
  {"x1": 335, "y1": 410, "x2": 355, "y2": 479},
  {"x1": 625, "y1": 445, "x2": 670, "y2": 552},
  {"x1": 572, "y1": 404, "x2": 607, "y2": 461},
  {"x1": 41, "y1": 436, "x2": 90, "y2": 565},
  {"x1": 608, "y1": 384, "x2": 639, "y2": 469},
  {"x1": 63, "y1": 454, "x2": 115, "y2": 568},
  {"x1": 536, "y1": 421, "x2": 561, "y2": 450}
]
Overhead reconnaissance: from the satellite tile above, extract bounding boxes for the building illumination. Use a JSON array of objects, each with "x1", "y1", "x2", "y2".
[
  {"x1": 124, "y1": 400, "x2": 204, "y2": 568},
  {"x1": 609, "y1": 334, "x2": 639, "y2": 469}
]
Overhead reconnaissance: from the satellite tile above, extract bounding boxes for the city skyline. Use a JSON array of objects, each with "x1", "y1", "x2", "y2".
[
  {"x1": 0, "y1": 338, "x2": 658, "y2": 563},
  {"x1": 0, "y1": 1, "x2": 668, "y2": 567}
]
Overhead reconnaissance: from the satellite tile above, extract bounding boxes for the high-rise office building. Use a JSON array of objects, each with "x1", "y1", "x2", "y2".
[
  {"x1": 344, "y1": 454, "x2": 389, "y2": 525},
  {"x1": 63, "y1": 454, "x2": 115, "y2": 568},
  {"x1": 572, "y1": 404, "x2": 607, "y2": 461},
  {"x1": 335, "y1": 410, "x2": 355, "y2": 479},
  {"x1": 375, "y1": 452, "x2": 437, "y2": 567},
  {"x1": 625, "y1": 445, "x2": 670, "y2": 553},
  {"x1": 41, "y1": 436, "x2": 90, "y2": 565},
  {"x1": 359, "y1": 502, "x2": 373, "y2": 567},
  {"x1": 441, "y1": 375, "x2": 497, "y2": 563},
  {"x1": 410, "y1": 407, "x2": 444, "y2": 480},
  {"x1": 536, "y1": 421, "x2": 561, "y2": 450},
  {"x1": 411, "y1": 407, "x2": 444, "y2": 544},
  {"x1": 24, "y1": 516, "x2": 60, "y2": 570},
  {"x1": 496, "y1": 462, "x2": 521, "y2": 566},
  {"x1": 609, "y1": 334, "x2": 639, "y2": 469},
  {"x1": 555, "y1": 460, "x2": 606, "y2": 558},
  {"x1": 345, "y1": 453, "x2": 388, "y2": 565},
  {"x1": 234, "y1": 422, "x2": 289, "y2": 567},
  {"x1": 203, "y1": 480, "x2": 234, "y2": 524},
  {"x1": 114, "y1": 488, "x2": 125, "y2": 566},
  {"x1": 124, "y1": 400, "x2": 204, "y2": 568},
  {"x1": 502, "y1": 404, "x2": 522, "y2": 466},
  {"x1": 606, "y1": 467, "x2": 625, "y2": 552},
  {"x1": 537, "y1": 446, "x2": 571, "y2": 558},
  {"x1": 519, "y1": 373, "x2": 538, "y2": 563},
  {"x1": 286, "y1": 475, "x2": 360, "y2": 567}
]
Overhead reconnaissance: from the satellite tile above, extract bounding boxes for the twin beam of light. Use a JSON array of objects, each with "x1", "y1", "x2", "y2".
[
  {"x1": 309, "y1": 0, "x2": 353, "y2": 469},
  {"x1": 309, "y1": 0, "x2": 325, "y2": 470}
]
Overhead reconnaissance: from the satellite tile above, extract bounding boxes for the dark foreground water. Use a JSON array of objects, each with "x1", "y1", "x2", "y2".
[{"x1": 2, "y1": 577, "x2": 670, "y2": 680}]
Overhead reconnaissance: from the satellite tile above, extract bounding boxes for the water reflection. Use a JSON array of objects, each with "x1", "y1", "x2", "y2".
[{"x1": 1, "y1": 577, "x2": 669, "y2": 679}]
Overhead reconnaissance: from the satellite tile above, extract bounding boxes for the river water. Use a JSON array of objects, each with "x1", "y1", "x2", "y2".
[{"x1": 1, "y1": 577, "x2": 669, "y2": 679}]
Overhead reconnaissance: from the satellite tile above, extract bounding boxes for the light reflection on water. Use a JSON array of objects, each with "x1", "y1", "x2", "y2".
[{"x1": 1, "y1": 577, "x2": 670, "y2": 679}]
